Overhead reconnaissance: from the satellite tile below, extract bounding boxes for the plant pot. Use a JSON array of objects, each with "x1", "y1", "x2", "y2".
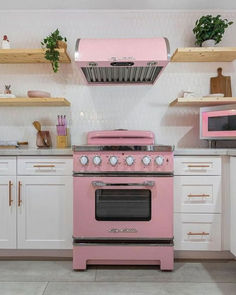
[
  {"x1": 201, "y1": 39, "x2": 216, "y2": 47},
  {"x1": 57, "y1": 40, "x2": 67, "y2": 50}
]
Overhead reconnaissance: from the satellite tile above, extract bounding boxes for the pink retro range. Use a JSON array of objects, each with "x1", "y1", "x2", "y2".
[{"x1": 73, "y1": 130, "x2": 174, "y2": 270}]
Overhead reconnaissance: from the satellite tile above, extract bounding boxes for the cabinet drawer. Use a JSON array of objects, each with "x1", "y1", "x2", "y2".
[
  {"x1": 17, "y1": 157, "x2": 73, "y2": 176},
  {"x1": 0, "y1": 157, "x2": 16, "y2": 175},
  {"x1": 174, "y1": 176, "x2": 221, "y2": 213},
  {"x1": 174, "y1": 156, "x2": 221, "y2": 176},
  {"x1": 174, "y1": 213, "x2": 221, "y2": 251}
]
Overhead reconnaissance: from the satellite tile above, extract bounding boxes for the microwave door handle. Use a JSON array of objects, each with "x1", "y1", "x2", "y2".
[{"x1": 92, "y1": 181, "x2": 155, "y2": 187}]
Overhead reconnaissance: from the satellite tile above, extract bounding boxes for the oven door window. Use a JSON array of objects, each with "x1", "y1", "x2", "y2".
[{"x1": 95, "y1": 189, "x2": 151, "y2": 221}]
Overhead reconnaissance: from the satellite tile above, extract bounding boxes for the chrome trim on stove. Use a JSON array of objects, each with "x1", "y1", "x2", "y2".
[
  {"x1": 92, "y1": 180, "x2": 155, "y2": 187},
  {"x1": 73, "y1": 145, "x2": 174, "y2": 152},
  {"x1": 73, "y1": 172, "x2": 174, "y2": 177},
  {"x1": 109, "y1": 228, "x2": 138, "y2": 233},
  {"x1": 73, "y1": 242, "x2": 174, "y2": 247},
  {"x1": 73, "y1": 236, "x2": 174, "y2": 241}
]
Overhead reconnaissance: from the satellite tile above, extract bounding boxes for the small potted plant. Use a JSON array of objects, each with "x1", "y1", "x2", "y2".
[
  {"x1": 193, "y1": 15, "x2": 233, "y2": 47},
  {"x1": 41, "y1": 29, "x2": 67, "y2": 73}
]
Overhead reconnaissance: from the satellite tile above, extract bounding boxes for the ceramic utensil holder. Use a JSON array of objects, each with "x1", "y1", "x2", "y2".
[{"x1": 36, "y1": 131, "x2": 52, "y2": 148}]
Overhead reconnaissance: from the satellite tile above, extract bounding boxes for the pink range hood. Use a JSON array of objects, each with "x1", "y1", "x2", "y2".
[{"x1": 75, "y1": 38, "x2": 170, "y2": 85}]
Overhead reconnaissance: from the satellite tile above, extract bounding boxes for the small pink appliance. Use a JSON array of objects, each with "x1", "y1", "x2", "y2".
[
  {"x1": 200, "y1": 105, "x2": 236, "y2": 145},
  {"x1": 73, "y1": 130, "x2": 174, "y2": 271},
  {"x1": 75, "y1": 38, "x2": 170, "y2": 85}
]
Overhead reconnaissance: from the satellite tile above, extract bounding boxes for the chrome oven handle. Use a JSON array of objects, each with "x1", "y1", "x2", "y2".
[{"x1": 92, "y1": 181, "x2": 155, "y2": 187}]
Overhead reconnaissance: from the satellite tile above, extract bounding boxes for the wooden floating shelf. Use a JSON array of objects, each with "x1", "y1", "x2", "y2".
[
  {"x1": 0, "y1": 97, "x2": 70, "y2": 107},
  {"x1": 170, "y1": 97, "x2": 236, "y2": 107},
  {"x1": 171, "y1": 47, "x2": 236, "y2": 62},
  {"x1": 0, "y1": 48, "x2": 71, "y2": 64}
]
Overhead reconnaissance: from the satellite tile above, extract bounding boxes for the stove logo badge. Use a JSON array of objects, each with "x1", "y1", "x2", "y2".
[{"x1": 109, "y1": 228, "x2": 137, "y2": 233}]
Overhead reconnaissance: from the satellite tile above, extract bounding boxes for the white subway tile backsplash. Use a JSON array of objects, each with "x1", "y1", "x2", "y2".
[{"x1": 0, "y1": 10, "x2": 235, "y2": 147}]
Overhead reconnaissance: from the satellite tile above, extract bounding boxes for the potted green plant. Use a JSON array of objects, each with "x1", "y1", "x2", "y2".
[
  {"x1": 193, "y1": 15, "x2": 233, "y2": 47},
  {"x1": 41, "y1": 29, "x2": 67, "y2": 73}
]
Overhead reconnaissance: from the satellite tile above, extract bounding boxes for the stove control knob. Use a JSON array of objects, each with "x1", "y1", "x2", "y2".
[
  {"x1": 126, "y1": 156, "x2": 134, "y2": 166},
  {"x1": 93, "y1": 156, "x2": 102, "y2": 166},
  {"x1": 155, "y1": 156, "x2": 164, "y2": 166},
  {"x1": 142, "y1": 156, "x2": 151, "y2": 166},
  {"x1": 109, "y1": 156, "x2": 118, "y2": 166},
  {"x1": 80, "y1": 156, "x2": 88, "y2": 166}
]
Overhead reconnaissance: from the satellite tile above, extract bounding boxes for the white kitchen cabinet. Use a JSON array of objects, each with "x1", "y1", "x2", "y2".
[
  {"x1": 0, "y1": 176, "x2": 16, "y2": 249},
  {"x1": 174, "y1": 176, "x2": 221, "y2": 213},
  {"x1": 17, "y1": 176, "x2": 73, "y2": 249},
  {"x1": 174, "y1": 156, "x2": 222, "y2": 251},
  {"x1": 17, "y1": 156, "x2": 73, "y2": 176},
  {"x1": 175, "y1": 156, "x2": 221, "y2": 176},
  {"x1": 174, "y1": 213, "x2": 221, "y2": 251},
  {"x1": 230, "y1": 157, "x2": 236, "y2": 256}
]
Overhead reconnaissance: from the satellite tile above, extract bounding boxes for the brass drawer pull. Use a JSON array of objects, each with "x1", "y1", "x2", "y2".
[
  {"x1": 188, "y1": 194, "x2": 210, "y2": 198},
  {"x1": 8, "y1": 180, "x2": 13, "y2": 206},
  {"x1": 188, "y1": 165, "x2": 210, "y2": 168},
  {"x1": 33, "y1": 164, "x2": 55, "y2": 168},
  {"x1": 18, "y1": 181, "x2": 22, "y2": 207},
  {"x1": 187, "y1": 232, "x2": 209, "y2": 236}
]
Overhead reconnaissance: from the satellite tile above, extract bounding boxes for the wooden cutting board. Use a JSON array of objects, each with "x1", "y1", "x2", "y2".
[{"x1": 210, "y1": 67, "x2": 232, "y2": 97}]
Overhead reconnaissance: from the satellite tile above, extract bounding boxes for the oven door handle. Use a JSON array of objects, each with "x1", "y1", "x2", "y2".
[{"x1": 92, "y1": 181, "x2": 155, "y2": 187}]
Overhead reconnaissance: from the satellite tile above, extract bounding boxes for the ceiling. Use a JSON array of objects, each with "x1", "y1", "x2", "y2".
[{"x1": 1, "y1": 0, "x2": 236, "y2": 10}]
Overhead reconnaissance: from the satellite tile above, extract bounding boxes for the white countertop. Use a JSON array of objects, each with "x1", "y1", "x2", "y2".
[
  {"x1": 0, "y1": 147, "x2": 236, "y2": 157},
  {"x1": 0, "y1": 148, "x2": 73, "y2": 156},
  {"x1": 174, "y1": 148, "x2": 231, "y2": 156}
]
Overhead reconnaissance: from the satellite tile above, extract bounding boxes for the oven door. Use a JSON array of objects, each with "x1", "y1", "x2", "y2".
[{"x1": 73, "y1": 175, "x2": 173, "y2": 240}]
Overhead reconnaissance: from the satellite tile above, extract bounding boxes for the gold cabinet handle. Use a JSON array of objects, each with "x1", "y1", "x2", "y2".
[
  {"x1": 187, "y1": 165, "x2": 210, "y2": 168},
  {"x1": 187, "y1": 232, "x2": 209, "y2": 236},
  {"x1": 8, "y1": 180, "x2": 13, "y2": 206},
  {"x1": 18, "y1": 181, "x2": 22, "y2": 207},
  {"x1": 188, "y1": 194, "x2": 210, "y2": 198},
  {"x1": 33, "y1": 164, "x2": 55, "y2": 168}
]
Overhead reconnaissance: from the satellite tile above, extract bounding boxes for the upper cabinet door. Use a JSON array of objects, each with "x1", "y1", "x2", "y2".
[
  {"x1": 230, "y1": 157, "x2": 236, "y2": 256},
  {"x1": 17, "y1": 176, "x2": 73, "y2": 249},
  {"x1": 0, "y1": 176, "x2": 16, "y2": 249}
]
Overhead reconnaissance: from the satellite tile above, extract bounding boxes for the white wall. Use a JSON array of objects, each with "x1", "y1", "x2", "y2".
[{"x1": 0, "y1": 10, "x2": 235, "y2": 147}]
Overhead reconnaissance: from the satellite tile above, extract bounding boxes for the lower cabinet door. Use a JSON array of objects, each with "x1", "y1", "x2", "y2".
[
  {"x1": 174, "y1": 176, "x2": 222, "y2": 213},
  {"x1": 17, "y1": 176, "x2": 73, "y2": 249},
  {"x1": 230, "y1": 157, "x2": 236, "y2": 256},
  {"x1": 0, "y1": 176, "x2": 16, "y2": 249},
  {"x1": 174, "y1": 213, "x2": 221, "y2": 251}
]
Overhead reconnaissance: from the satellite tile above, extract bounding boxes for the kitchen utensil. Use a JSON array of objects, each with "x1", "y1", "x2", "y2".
[
  {"x1": 57, "y1": 125, "x2": 67, "y2": 136},
  {"x1": 28, "y1": 90, "x2": 51, "y2": 98},
  {"x1": 0, "y1": 141, "x2": 28, "y2": 149},
  {"x1": 210, "y1": 68, "x2": 232, "y2": 97},
  {"x1": 33, "y1": 121, "x2": 49, "y2": 147}
]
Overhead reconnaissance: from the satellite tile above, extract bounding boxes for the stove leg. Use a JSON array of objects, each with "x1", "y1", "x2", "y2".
[
  {"x1": 160, "y1": 257, "x2": 174, "y2": 271},
  {"x1": 73, "y1": 256, "x2": 87, "y2": 270}
]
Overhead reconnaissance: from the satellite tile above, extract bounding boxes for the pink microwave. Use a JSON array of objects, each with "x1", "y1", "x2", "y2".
[{"x1": 200, "y1": 105, "x2": 236, "y2": 140}]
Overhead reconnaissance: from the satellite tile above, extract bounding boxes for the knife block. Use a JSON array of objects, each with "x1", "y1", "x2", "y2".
[{"x1": 57, "y1": 135, "x2": 68, "y2": 148}]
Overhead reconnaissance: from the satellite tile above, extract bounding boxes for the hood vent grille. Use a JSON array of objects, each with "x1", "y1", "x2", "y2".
[{"x1": 81, "y1": 66, "x2": 163, "y2": 84}]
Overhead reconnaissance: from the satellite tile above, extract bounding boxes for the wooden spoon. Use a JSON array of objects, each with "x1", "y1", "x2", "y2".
[{"x1": 32, "y1": 121, "x2": 49, "y2": 147}]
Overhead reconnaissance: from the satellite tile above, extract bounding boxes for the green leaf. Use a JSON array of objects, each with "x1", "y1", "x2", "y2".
[{"x1": 41, "y1": 29, "x2": 67, "y2": 73}]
